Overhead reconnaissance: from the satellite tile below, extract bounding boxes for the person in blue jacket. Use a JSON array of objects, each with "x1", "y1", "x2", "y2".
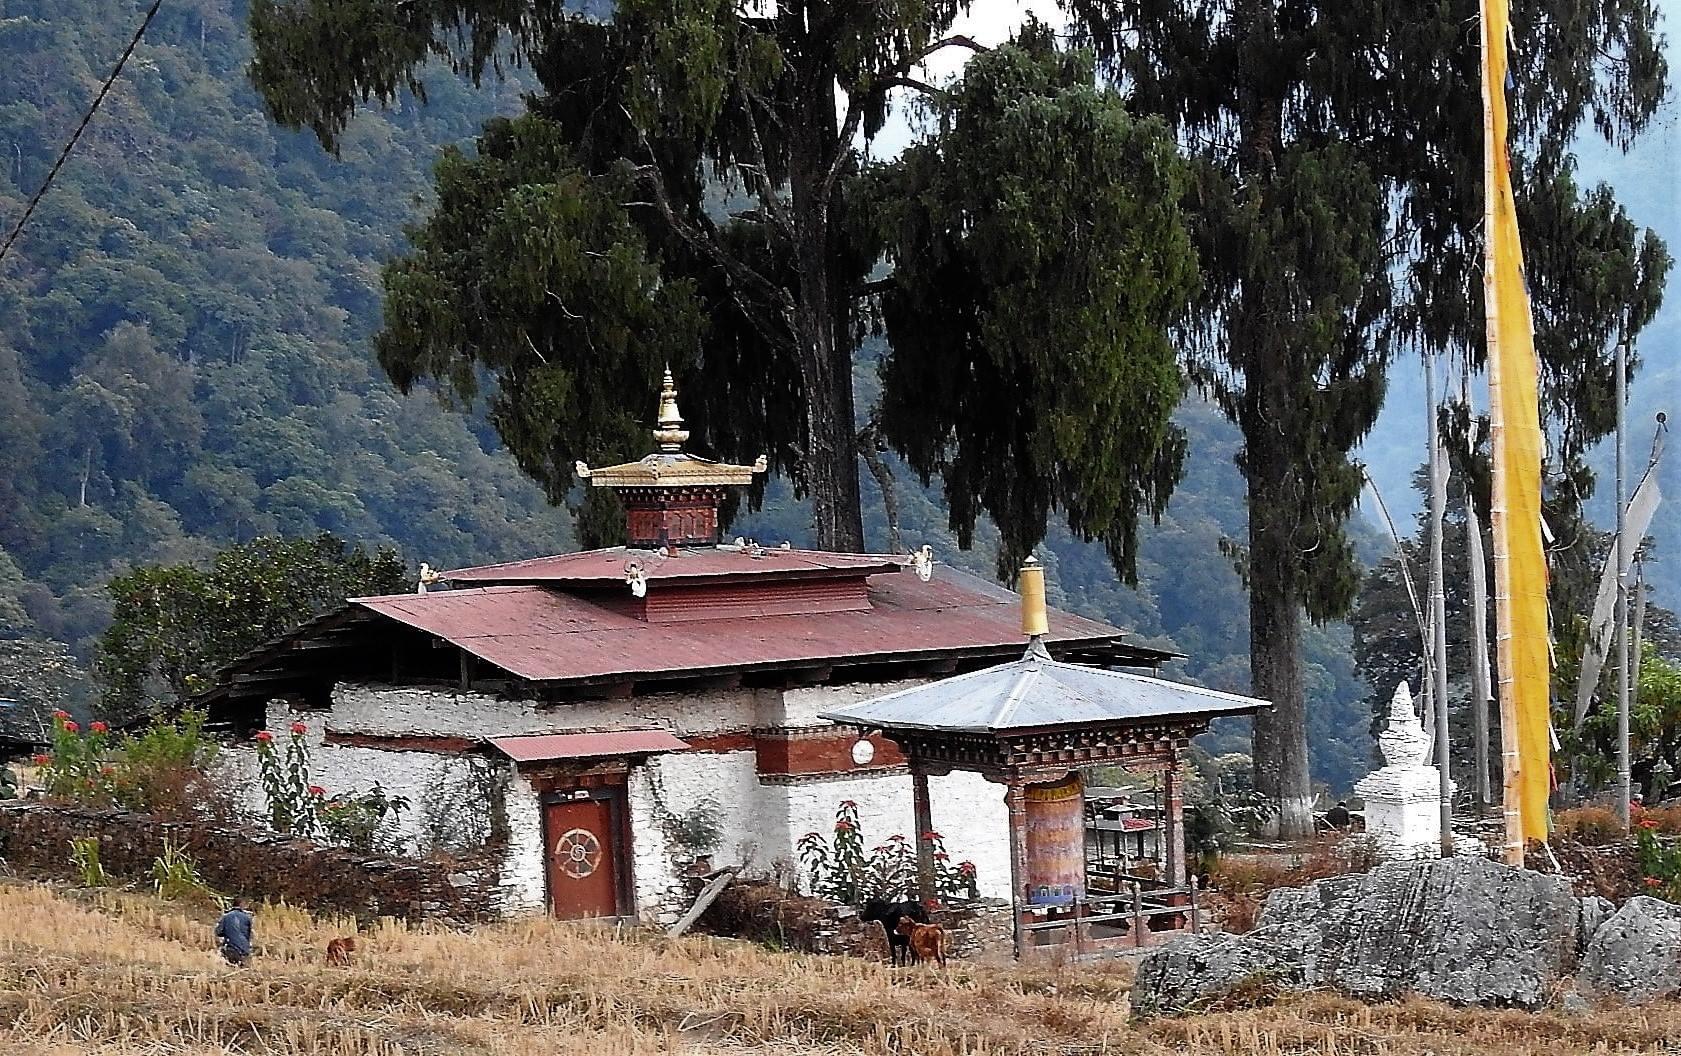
[{"x1": 214, "y1": 897, "x2": 253, "y2": 966}]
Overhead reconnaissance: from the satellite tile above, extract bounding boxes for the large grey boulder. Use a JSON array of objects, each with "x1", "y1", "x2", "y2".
[
  {"x1": 1133, "y1": 856, "x2": 1591, "y2": 1014},
  {"x1": 1261, "y1": 855, "x2": 1584, "y2": 1007},
  {"x1": 1129, "y1": 922, "x2": 1319, "y2": 1016},
  {"x1": 1577, "y1": 896, "x2": 1681, "y2": 1005}
]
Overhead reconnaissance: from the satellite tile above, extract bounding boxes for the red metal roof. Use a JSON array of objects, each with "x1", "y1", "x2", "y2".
[
  {"x1": 350, "y1": 568, "x2": 1132, "y2": 686},
  {"x1": 490, "y1": 730, "x2": 689, "y2": 762},
  {"x1": 442, "y1": 546, "x2": 906, "y2": 586}
]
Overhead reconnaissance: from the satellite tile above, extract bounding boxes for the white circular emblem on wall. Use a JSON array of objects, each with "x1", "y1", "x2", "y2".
[
  {"x1": 554, "y1": 828, "x2": 603, "y2": 879},
  {"x1": 850, "y1": 738, "x2": 876, "y2": 766}
]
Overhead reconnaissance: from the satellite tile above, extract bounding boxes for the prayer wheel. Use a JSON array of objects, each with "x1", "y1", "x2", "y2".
[{"x1": 1022, "y1": 773, "x2": 1085, "y2": 906}]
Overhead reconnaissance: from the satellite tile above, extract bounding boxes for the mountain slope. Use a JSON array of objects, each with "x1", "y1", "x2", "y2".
[{"x1": 0, "y1": 0, "x2": 571, "y2": 665}]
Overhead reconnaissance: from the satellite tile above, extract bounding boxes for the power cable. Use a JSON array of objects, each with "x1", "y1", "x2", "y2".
[{"x1": 0, "y1": 0, "x2": 165, "y2": 269}]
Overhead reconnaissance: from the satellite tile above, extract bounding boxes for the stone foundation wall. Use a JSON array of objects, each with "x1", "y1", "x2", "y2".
[
  {"x1": 0, "y1": 802, "x2": 501, "y2": 924},
  {"x1": 698, "y1": 879, "x2": 1015, "y2": 962}
]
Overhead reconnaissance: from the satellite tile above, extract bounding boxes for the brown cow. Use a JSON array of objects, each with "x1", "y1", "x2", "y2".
[
  {"x1": 894, "y1": 917, "x2": 947, "y2": 969},
  {"x1": 325, "y1": 936, "x2": 357, "y2": 967}
]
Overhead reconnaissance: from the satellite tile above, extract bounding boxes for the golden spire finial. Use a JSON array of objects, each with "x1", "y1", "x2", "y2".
[
  {"x1": 653, "y1": 366, "x2": 690, "y2": 452},
  {"x1": 1019, "y1": 554, "x2": 1049, "y2": 639}
]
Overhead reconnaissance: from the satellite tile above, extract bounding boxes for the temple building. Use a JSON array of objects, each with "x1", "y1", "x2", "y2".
[{"x1": 200, "y1": 372, "x2": 1171, "y2": 922}]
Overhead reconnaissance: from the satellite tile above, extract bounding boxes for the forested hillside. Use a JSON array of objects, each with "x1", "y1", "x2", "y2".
[{"x1": 0, "y1": 1, "x2": 571, "y2": 684}]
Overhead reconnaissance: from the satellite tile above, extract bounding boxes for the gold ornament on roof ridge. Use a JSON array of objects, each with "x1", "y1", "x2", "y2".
[
  {"x1": 573, "y1": 369, "x2": 768, "y2": 490},
  {"x1": 653, "y1": 366, "x2": 690, "y2": 452}
]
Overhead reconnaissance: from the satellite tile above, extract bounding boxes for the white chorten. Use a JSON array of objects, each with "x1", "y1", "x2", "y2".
[{"x1": 1355, "y1": 682, "x2": 1455, "y2": 858}]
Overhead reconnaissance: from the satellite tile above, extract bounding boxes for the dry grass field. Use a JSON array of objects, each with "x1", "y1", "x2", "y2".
[{"x1": 1, "y1": 882, "x2": 1679, "y2": 1056}]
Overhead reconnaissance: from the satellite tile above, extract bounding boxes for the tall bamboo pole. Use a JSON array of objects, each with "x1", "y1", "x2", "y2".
[
  {"x1": 1617, "y1": 335, "x2": 1631, "y2": 826},
  {"x1": 1464, "y1": 372, "x2": 1494, "y2": 811},
  {"x1": 1426, "y1": 352, "x2": 1452, "y2": 853},
  {"x1": 1482, "y1": 0, "x2": 1525, "y2": 866}
]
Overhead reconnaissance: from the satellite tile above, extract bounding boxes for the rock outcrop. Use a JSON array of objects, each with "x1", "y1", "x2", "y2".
[
  {"x1": 1130, "y1": 922, "x2": 1319, "y2": 1015},
  {"x1": 1133, "y1": 855, "x2": 1596, "y2": 1014},
  {"x1": 1577, "y1": 895, "x2": 1681, "y2": 1005}
]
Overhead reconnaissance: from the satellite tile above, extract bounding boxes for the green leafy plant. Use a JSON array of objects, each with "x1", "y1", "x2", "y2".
[
  {"x1": 318, "y1": 784, "x2": 411, "y2": 853},
  {"x1": 417, "y1": 761, "x2": 504, "y2": 855},
  {"x1": 152, "y1": 840, "x2": 216, "y2": 902},
  {"x1": 111, "y1": 709, "x2": 226, "y2": 819},
  {"x1": 1635, "y1": 813, "x2": 1681, "y2": 902},
  {"x1": 667, "y1": 798, "x2": 725, "y2": 861},
  {"x1": 68, "y1": 836, "x2": 107, "y2": 887}
]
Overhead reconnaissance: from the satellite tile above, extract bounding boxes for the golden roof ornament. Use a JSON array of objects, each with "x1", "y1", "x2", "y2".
[
  {"x1": 1019, "y1": 555, "x2": 1049, "y2": 639},
  {"x1": 653, "y1": 366, "x2": 690, "y2": 452},
  {"x1": 572, "y1": 368, "x2": 768, "y2": 491}
]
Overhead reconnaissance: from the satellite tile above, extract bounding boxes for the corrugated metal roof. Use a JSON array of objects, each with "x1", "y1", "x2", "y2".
[
  {"x1": 489, "y1": 730, "x2": 689, "y2": 762},
  {"x1": 818, "y1": 641, "x2": 1267, "y2": 734},
  {"x1": 350, "y1": 569, "x2": 1138, "y2": 685},
  {"x1": 442, "y1": 545, "x2": 906, "y2": 586}
]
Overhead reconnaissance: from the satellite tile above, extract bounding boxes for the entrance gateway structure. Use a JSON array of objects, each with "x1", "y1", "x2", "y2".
[{"x1": 821, "y1": 560, "x2": 1268, "y2": 960}]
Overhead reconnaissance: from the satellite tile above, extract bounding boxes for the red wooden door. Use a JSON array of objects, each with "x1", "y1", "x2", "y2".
[{"x1": 545, "y1": 798, "x2": 619, "y2": 919}]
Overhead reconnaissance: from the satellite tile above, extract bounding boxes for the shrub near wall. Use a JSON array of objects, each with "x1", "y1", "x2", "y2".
[
  {"x1": 699, "y1": 879, "x2": 1012, "y2": 961},
  {"x1": 0, "y1": 802, "x2": 501, "y2": 924}
]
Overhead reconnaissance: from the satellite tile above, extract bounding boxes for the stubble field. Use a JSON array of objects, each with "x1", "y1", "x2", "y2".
[{"x1": 0, "y1": 882, "x2": 1677, "y2": 1055}]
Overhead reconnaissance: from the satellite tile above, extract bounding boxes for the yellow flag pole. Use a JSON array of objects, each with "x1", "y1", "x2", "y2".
[{"x1": 1482, "y1": 0, "x2": 1551, "y2": 865}]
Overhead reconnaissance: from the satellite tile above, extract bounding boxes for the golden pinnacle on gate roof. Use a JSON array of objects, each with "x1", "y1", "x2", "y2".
[{"x1": 574, "y1": 367, "x2": 768, "y2": 489}]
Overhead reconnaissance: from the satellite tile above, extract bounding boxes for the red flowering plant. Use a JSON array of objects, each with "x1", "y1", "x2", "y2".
[
  {"x1": 795, "y1": 803, "x2": 980, "y2": 906},
  {"x1": 33, "y1": 710, "x2": 221, "y2": 818},
  {"x1": 36, "y1": 710, "x2": 116, "y2": 803},
  {"x1": 253, "y1": 721, "x2": 409, "y2": 850},
  {"x1": 922, "y1": 830, "x2": 980, "y2": 903},
  {"x1": 1635, "y1": 821, "x2": 1681, "y2": 902},
  {"x1": 797, "y1": 800, "x2": 872, "y2": 903},
  {"x1": 254, "y1": 720, "x2": 318, "y2": 836}
]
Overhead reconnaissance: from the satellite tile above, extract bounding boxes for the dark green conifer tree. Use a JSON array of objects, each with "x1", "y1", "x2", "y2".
[
  {"x1": 1077, "y1": 0, "x2": 1669, "y2": 833},
  {"x1": 247, "y1": 3, "x2": 1202, "y2": 571}
]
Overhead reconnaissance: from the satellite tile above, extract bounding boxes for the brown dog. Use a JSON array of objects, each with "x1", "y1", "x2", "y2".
[
  {"x1": 325, "y1": 936, "x2": 356, "y2": 967},
  {"x1": 894, "y1": 917, "x2": 947, "y2": 968}
]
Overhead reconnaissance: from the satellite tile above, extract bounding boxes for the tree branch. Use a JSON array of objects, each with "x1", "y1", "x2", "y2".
[
  {"x1": 825, "y1": 95, "x2": 866, "y2": 197},
  {"x1": 626, "y1": 117, "x2": 792, "y2": 315},
  {"x1": 736, "y1": 86, "x2": 795, "y2": 237},
  {"x1": 857, "y1": 421, "x2": 902, "y2": 554},
  {"x1": 915, "y1": 35, "x2": 988, "y2": 61},
  {"x1": 871, "y1": 75, "x2": 945, "y2": 99}
]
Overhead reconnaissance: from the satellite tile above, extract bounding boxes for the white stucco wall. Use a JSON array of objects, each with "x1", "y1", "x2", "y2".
[
  {"x1": 499, "y1": 771, "x2": 545, "y2": 914},
  {"x1": 928, "y1": 771, "x2": 1012, "y2": 901},
  {"x1": 773, "y1": 770, "x2": 1011, "y2": 902},
  {"x1": 328, "y1": 683, "x2": 759, "y2": 738},
  {"x1": 219, "y1": 702, "x2": 499, "y2": 856},
  {"x1": 626, "y1": 751, "x2": 763, "y2": 920},
  {"x1": 774, "y1": 679, "x2": 930, "y2": 729},
  {"x1": 223, "y1": 676, "x2": 1013, "y2": 920}
]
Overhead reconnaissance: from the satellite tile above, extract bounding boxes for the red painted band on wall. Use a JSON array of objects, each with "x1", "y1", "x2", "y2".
[
  {"x1": 322, "y1": 731, "x2": 482, "y2": 754},
  {"x1": 682, "y1": 732, "x2": 757, "y2": 753},
  {"x1": 753, "y1": 730, "x2": 904, "y2": 776}
]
